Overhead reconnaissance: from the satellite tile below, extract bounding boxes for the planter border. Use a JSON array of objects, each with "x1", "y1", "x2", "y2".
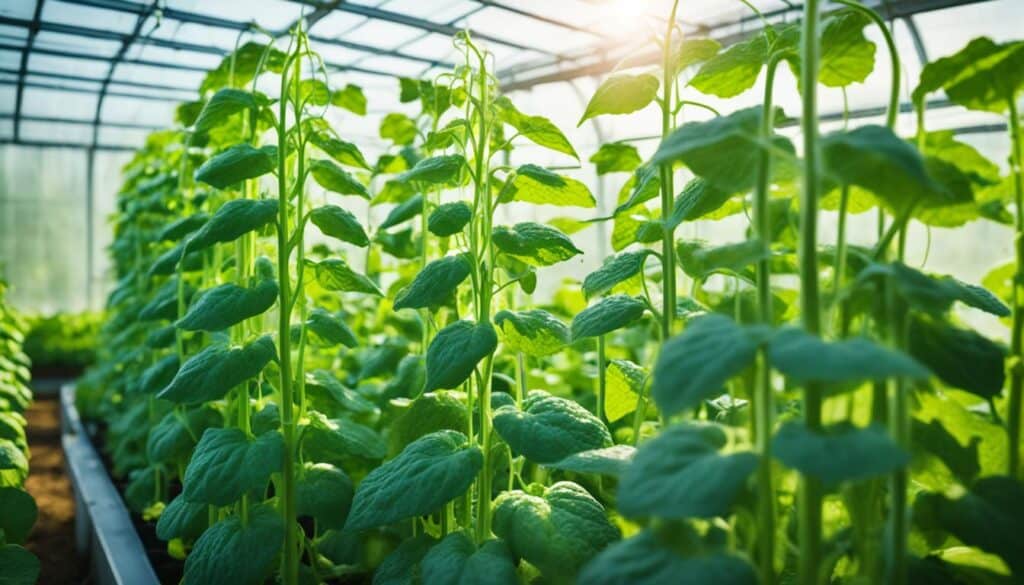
[{"x1": 61, "y1": 384, "x2": 161, "y2": 585}]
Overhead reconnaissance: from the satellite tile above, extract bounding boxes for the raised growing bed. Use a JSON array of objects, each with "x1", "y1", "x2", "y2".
[{"x1": 60, "y1": 384, "x2": 160, "y2": 585}]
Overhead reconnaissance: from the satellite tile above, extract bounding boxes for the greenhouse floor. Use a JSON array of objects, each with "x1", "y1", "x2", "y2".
[{"x1": 22, "y1": 393, "x2": 86, "y2": 585}]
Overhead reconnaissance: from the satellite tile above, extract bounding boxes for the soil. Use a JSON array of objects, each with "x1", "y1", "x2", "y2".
[{"x1": 23, "y1": 395, "x2": 89, "y2": 585}]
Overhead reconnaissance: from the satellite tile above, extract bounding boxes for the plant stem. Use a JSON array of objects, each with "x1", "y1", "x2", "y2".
[
  {"x1": 515, "y1": 352, "x2": 526, "y2": 408},
  {"x1": 658, "y1": 0, "x2": 681, "y2": 340},
  {"x1": 596, "y1": 335, "x2": 607, "y2": 422},
  {"x1": 886, "y1": 277, "x2": 909, "y2": 585},
  {"x1": 1008, "y1": 96, "x2": 1023, "y2": 478},
  {"x1": 754, "y1": 52, "x2": 784, "y2": 585},
  {"x1": 798, "y1": 2, "x2": 824, "y2": 584}
]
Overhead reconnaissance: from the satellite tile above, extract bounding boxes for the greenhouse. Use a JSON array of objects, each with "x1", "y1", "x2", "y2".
[{"x1": 0, "y1": 0, "x2": 1023, "y2": 583}]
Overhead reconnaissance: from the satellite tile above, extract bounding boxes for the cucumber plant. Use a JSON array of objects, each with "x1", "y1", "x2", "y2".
[{"x1": 73, "y1": 5, "x2": 1024, "y2": 585}]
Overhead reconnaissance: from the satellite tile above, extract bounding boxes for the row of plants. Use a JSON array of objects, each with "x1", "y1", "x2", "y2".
[
  {"x1": 75, "y1": 2, "x2": 1023, "y2": 584},
  {"x1": 0, "y1": 278, "x2": 40, "y2": 585},
  {"x1": 22, "y1": 311, "x2": 102, "y2": 375}
]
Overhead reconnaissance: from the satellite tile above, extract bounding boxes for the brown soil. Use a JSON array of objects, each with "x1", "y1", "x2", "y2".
[{"x1": 23, "y1": 395, "x2": 89, "y2": 585}]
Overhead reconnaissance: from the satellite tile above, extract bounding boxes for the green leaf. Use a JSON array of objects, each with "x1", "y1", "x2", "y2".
[
  {"x1": 914, "y1": 38, "x2": 1024, "y2": 113},
  {"x1": 492, "y1": 222, "x2": 582, "y2": 267},
  {"x1": 374, "y1": 534, "x2": 436, "y2": 585},
  {"x1": 615, "y1": 165, "x2": 661, "y2": 214},
  {"x1": 183, "y1": 504, "x2": 283, "y2": 585},
  {"x1": 651, "y1": 107, "x2": 795, "y2": 194},
  {"x1": 767, "y1": 328, "x2": 930, "y2": 384},
  {"x1": 193, "y1": 88, "x2": 265, "y2": 134},
  {"x1": 605, "y1": 359, "x2": 646, "y2": 423},
  {"x1": 332, "y1": 83, "x2": 367, "y2": 115},
  {"x1": 546, "y1": 445, "x2": 636, "y2": 477},
  {"x1": 155, "y1": 495, "x2": 208, "y2": 541},
  {"x1": 579, "y1": 73, "x2": 660, "y2": 125},
  {"x1": 139, "y1": 276, "x2": 191, "y2": 321},
  {"x1": 494, "y1": 390, "x2": 612, "y2": 464},
  {"x1": 308, "y1": 132, "x2": 371, "y2": 170},
  {"x1": 136, "y1": 354, "x2": 179, "y2": 396},
  {"x1": 857, "y1": 262, "x2": 1010, "y2": 317},
  {"x1": 397, "y1": 155, "x2": 466, "y2": 185},
  {"x1": 494, "y1": 96, "x2": 578, "y2": 160},
  {"x1": 303, "y1": 412, "x2": 387, "y2": 463},
  {"x1": 583, "y1": 250, "x2": 654, "y2": 299},
  {"x1": 182, "y1": 428, "x2": 283, "y2": 506},
  {"x1": 421, "y1": 532, "x2": 518, "y2": 585},
  {"x1": 494, "y1": 309, "x2": 570, "y2": 358},
  {"x1": 493, "y1": 481, "x2": 620, "y2": 580},
  {"x1": 158, "y1": 212, "x2": 208, "y2": 242},
  {"x1": 914, "y1": 476, "x2": 1024, "y2": 575},
  {"x1": 690, "y1": 32, "x2": 773, "y2": 98},
  {"x1": 310, "y1": 205, "x2": 369, "y2": 247},
  {"x1": 0, "y1": 544, "x2": 39, "y2": 585},
  {"x1": 818, "y1": 10, "x2": 877, "y2": 87},
  {"x1": 394, "y1": 254, "x2": 472, "y2": 311},
  {"x1": 200, "y1": 42, "x2": 285, "y2": 94},
  {"x1": 571, "y1": 295, "x2": 646, "y2": 340},
  {"x1": 669, "y1": 177, "x2": 735, "y2": 227},
  {"x1": 821, "y1": 125, "x2": 949, "y2": 214},
  {"x1": 380, "y1": 194, "x2": 424, "y2": 230},
  {"x1": 772, "y1": 422, "x2": 910, "y2": 486},
  {"x1": 670, "y1": 37, "x2": 723, "y2": 74},
  {"x1": 388, "y1": 391, "x2": 467, "y2": 456},
  {"x1": 425, "y1": 321, "x2": 498, "y2": 392},
  {"x1": 652, "y1": 314, "x2": 767, "y2": 416},
  {"x1": 380, "y1": 112, "x2": 418, "y2": 145},
  {"x1": 147, "y1": 406, "x2": 221, "y2": 463},
  {"x1": 908, "y1": 316, "x2": 1006, "y2": 399},
  {"x1": 589, "y1": 142, "x2": 642, "y2": 175},
  {"x1": 307, "y1": 258, "x2": 382, "y2": 295},
  {"x1": 506, "y1": 164, "x2": 596, "y2": 208},
  {"x1": 677, "y1": 239, "x2": 768, "y2": 281},
  {"x1": 345, "y1": 430, "x2": 482, "y2": 531},
  {"x1": 578, "y1": 530, "x2": 758, "y2": 585},
  {"x1": 186, "y1": 198, "x2": 278, "y2": 253},
  {"x1": 296, "y1": 462, "x2": 353, "y2": 530},
  {"x1": 195, "y1": 144, "x2": 276, "y2": 189},
  {"x1": 619, "y1": 423, "x2": 757, "y2": 519},
  {"x1": 158, "y1": 335, "x2": 276, "y2": 404},
  {"x1": 0, "y1": 488, "x2": 36, "y2": 544},
  {"x1": 310, "y1": 159, "x2": 370, "y2": 199},
  {"x1": 305, "y1": 308, "x2": 358, "y2": 348},
  {"x1": 428, "y1": 202, "x2": 472, "y2": 237},
  {"x1": 176, "y1": 279, "x2": 277, "y2": 332}
]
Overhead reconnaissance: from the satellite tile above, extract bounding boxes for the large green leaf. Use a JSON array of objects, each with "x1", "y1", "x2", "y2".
[
  {"x1": 668, "y1": 177, "x2": 736, "y2": 227},
  {"x1": 308, "y1": 132, "x2": 371, "y2": 170},
  {"x1": 651, "y1": 107, "x2": 795, "y2": 194},
  {"x1": 186, "y1": 198, "x2": 278, "y2": 253},
  {"x1": 146, "y1": 406, "x2": 221, "y2": 464},
  {"x1": 182, "y1": 427, "x2": 283, "y2": 506},
  {"x1": 307, "y1": 258, "x2": 382, "y2": 295},
  {"x1": 380, "y1": 194, "x2": 424, "y2": 230},
  {"x1": 306, "y1": 369, "x2": 377, "y2": 414},
  {"x1": 176, "y1": 279, "x2": 277, "y2": 332},
  {"x1": 589, "y1": 142, "x2": 642, "y2": 175},
  {"x1": 492, "y1": 222, "x2": 582, "y2": 267},
  {"x1": 380, "y1": 112, "x2": 418, "y2": 145},
  {"x1": 388, "y1": 391, "x2": 467, "y2": 456},
  {"x1": 195, "y1": 144, "x2": 276, "y2": 189},
  {"x1": 310, "y1": 204, "x2": 369, "y2": 247},
  {"x1": 583, "y1": 250, "x2": 654, "y2": 299},
  {"x1": 305, "y1": 308, "x2": 358, "y2": 348},
  {"x1": 332, "y1": 83, "x2": 367, "y2": 115},
  {"x1": 0, "y1": 544, "x2": 39, "y2": 585},
  {"x1": 183, "y1": 504, "x2": 283, "y2": 585},
  {"x1": 578, "y1": 530, "x2": 758, "y2": 585},
  {"x1": 605, "y1": 359, "x2": 646, "y2": 423},
  {"x1": 908, "y1": 316, "x2": 1006, "y2": 399},
  {"x1": 420, "y1": 532, "x2": 518, "y2": 585},
  {"x1": 158, "y1": 335, "x2": 276, "y2": 404},
  {"x1": 296, "y1": 462, "x2": 354, "y2": 530},
  {"x1": 677, "y1": 239, "x2": 768, "y2": 281},
  {"x1": 155, "y1": 495, "x2": 208, "y2": 542},
  {"x1": 310, "y1": 159, "x2": 370, "y2": 199},
  {"x1": 493, "y1": 390, "x2": 612, "y2": 464},
  {"x1": 193, "y1": 88, "x2": 266, "y2": 134},
  {"x1": 547, "y1": 445, "x2": 636, "y2": 477},
  {"x1": 345, "y1": 430, "x2": 482, "y2": 531},
  {"x1": 818, "y1": 10, "x2": 877, "y2": 87},
  {"x1": 571, "y1": 295, "x2": 646, "y2": 340},
  {"x1": 914, "y1": 37, "x2": 1024, "y2": 113},
  {"x1": 136, "y1": 354, "x2": 179, "y2": 396},
  {"x1": 772, "y1": 422, "x2": 910, "y2": 486},
  {"x1": 652, "y1": 314, "x2": 768, "y2": 416},
  {"x1": 859, "y1": 262, "x2": 1010, "y2": 318},
  {"x1": 397, "y1": 155, "x2": 466, "y2": 185},
  {"x1": 914, "y1": 476, "x2": 1024, "y2": 576},
  {"x1": 158, "y1": 212, "x2": 209, "y2": 242},
  {"x1": 579, "y1": 73, "x2": 660, "y2": 125},
  {"x1": 767, "y1": 327, "x2": 930, "y2": 384},
  {"x1": 373, "y1": 534, "x2": 437, "y2": 585},
  {"x1": 505, "y1": 164, "x2": 596, "y2": 208},
  {"x1": 428, "y1": 202, "x2": 472, "y2": 237},
  {"x1": 0, "y1": 488, "x2": 36, "y2": 545},
  {"x1": 394, "y1": 255, "x2": 472, "y2": 311},
  {"x1": 425, "y1": 321, "x2": 498, "y2": 392},
  {"x1": 303, "y1": 412, "x2": 387, "y2": 464},
  {"x1": 494, "y1": 96, "x2": 577, "y2": 160},
  {"x1": 619, "y1": 423, "x2": 755, "y2": 519},
  {"x1": 493, "y1": 481, "x2": 620, "y2": 580},
  {"x1": 494, "y1": 309, "x2": 570, "y2": 358}
]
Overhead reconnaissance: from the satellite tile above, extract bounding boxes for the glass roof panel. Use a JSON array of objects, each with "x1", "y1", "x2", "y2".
[
  {"x1": 166, "y1": 0, "x2": 299, "y2": 31},
  {"x1": 0, "y1": 0, "x2": 40, "y2": 20},
  {"x1": 341, "y1": 19, "x2": 426, "y2": 48},
  {"x1": 20, "y1": 87, "x2": 97, "y2": 119},
  {"x1": 28, "y1": 53, "x2": 110, "y2": 78},
  {"x1": 41, "y1": 1, "x2": 139, "y2": 35},
  {"x1": 34, "y1": 30, "x2": 120, "y2": 56}
]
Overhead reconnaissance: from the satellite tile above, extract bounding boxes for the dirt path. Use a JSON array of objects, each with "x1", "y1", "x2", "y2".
[{"x1": 23, "y1": 395, "x2": 88, "y2": 585}]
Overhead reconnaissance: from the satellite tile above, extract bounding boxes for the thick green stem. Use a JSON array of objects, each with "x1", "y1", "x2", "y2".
[
  {"x1": 754, "y1": 52, "x2": 784, "y2": 585},
  {"x1": 798, "y1": 2, "x2": 824, "y2": 584},
  {"x1": 1008, "y1": 97, "x2": 1023, "y2": 478},
  {"x1": 886, "y1": 279, "x2": 909, "y2": 585},
  {"x1": 596, "y1": 335, "x2": 607, "y2": 422},
  {"x1": 658, "y1": 0, "x2": 681, "y2": 340}
]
